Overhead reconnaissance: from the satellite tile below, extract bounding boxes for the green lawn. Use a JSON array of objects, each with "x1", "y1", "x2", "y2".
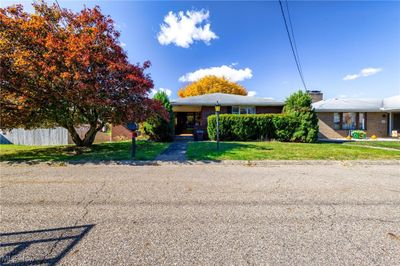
[
  {"x1": 187, "y1": 141, "x2": 400, "y2": 160},
  {"x1": 344, "y1": 141, "x2": 400, "y2": 150},
  {"x1": 0, "y1": 141, "x2": 170, "y2": 162}
]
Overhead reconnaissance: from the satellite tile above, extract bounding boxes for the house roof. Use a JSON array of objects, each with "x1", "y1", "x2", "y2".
[
  {"x1": 312, "y1": 95, "x2": 400, "y2": 112},
  {"x1": 171, "y1": 93, "x2": 284, "y2": 106}
]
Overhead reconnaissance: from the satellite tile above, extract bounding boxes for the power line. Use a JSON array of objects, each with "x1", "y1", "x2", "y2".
[
  {"x1": 278, "y1": 0, "x2": 308, "y2": 91},
  {"x1": 284, "y1": 0, "x2": 304, "y2": 81},
  {"x1": 54, "y1": 0, "x2": 62, "y2": 10},
  {"x1": 54, "y1": 0, "x2": 67, "y2": 28}
]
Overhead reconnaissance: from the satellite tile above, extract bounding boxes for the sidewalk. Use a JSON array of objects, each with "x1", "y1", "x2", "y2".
[{"x1": 155, "y1": 137, "x2": 191, "y2": 161}]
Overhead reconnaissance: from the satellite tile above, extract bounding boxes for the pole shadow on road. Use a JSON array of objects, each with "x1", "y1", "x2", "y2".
[{"x1": 0, "y1": 224, "x2": 94, "y2": 265}]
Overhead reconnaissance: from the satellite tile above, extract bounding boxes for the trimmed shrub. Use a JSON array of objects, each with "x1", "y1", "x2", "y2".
[
  {"x1": 208, "y1": 114, "x2": 279, "y2": 141},
  {"x1": 272, "y1": 115, "x2": 299, "y2": 142},
  {"x1": 207, "y1": 113, "x2": 316, "y2": 142}
]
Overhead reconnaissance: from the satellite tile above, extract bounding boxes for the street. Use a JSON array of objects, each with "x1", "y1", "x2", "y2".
[{"x1": 1, "y1": 162, "x2": 399, "y2": 265}]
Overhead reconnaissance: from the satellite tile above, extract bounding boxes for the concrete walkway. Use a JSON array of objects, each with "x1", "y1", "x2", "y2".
[{"x1": 155, "y1": 137, "x2": 191, "y2": 161}]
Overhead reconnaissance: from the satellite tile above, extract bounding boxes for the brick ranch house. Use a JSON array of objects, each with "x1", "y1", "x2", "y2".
[
  {"x1": 170, "y1": 93, "x2": 284, "y2": 135},
  {"x1": 171, "y1": 91, "x2": 400, "y2": 139}
]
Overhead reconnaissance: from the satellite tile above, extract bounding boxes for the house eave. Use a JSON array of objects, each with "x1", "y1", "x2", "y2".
[
  {"x1": 171, "y1": 102, "x2": 285, "y2": 107},
  {"x1": 314, "y1": 109, "x2": 386, "y2": 113}
]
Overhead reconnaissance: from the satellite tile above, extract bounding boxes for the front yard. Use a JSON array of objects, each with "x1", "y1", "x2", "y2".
[
  {"x1": 187, "y1": 141, "x2": 400, "y2": 160},
  {"x1": 1, "y1": 140, "x2": 399, "y2": 162},
  {"x1": 0, "y1": 141, "x2": 170, "y2": 162}
]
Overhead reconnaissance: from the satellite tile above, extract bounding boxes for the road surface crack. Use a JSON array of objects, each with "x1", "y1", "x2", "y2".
[{"x1": 42, "y1": 181, "x2": 106, "y2": 262}]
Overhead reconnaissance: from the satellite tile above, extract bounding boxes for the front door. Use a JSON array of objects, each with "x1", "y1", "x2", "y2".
[
  {"x1": 393, "y1": 113, "x2": 400, "y2": 131},
  {"x1": 175, "y1": 112, "x2": 199, "y2": 134}
]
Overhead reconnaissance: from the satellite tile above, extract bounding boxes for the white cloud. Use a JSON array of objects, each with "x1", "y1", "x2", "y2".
[
  {"x1": 150, "y1": 88, "x2": 172, "y2": 98},
  {"x1": 179, "y1": 65, "x2": 253, "y2": 82},
  {"x1": 360, "y1": 67, "x2": 382, "y2": 76},
  {"x1": 159, "y1": 88, "x2": 172, "y2": 97},
  {"x1": 247, "y1": 91, "x2": 257, "y2": 97},
  {"x1": 157, "y1": 10, "x2": 218, "y2": 48},
  {"x1": 120, "y1": 42, "x2": 126, "y2": 47},
  {"x1": 343, "y1": 74, "x2": 359, "y2": 81},
  {"x1": 343, "y1": 67, "x2": 382, "y2": 81}
]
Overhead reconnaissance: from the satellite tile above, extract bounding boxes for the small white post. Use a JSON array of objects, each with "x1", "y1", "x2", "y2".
[{"x1": 388, "y1": 112, "x2": 392, "y2": 137}]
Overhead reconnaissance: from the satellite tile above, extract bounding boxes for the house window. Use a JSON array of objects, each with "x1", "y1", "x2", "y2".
[
  {"x1": 359, "y1": 113, "x2": 366, "y2": 130},
  {"x1": 333, "y1": 112, "x2": 367, "y2": 130},
  {"x1": 333, "y1": 113, "x2": 341, "y2": 130},
  {"x1": 232, "y1": 106, "x2": 255, "y2": 114},
  {"x1": 342, "y1": 112, "x2": 357, "y2": 130}
]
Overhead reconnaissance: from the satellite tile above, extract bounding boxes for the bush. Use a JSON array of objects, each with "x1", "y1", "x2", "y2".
[
  {"x1": 207, "y1": 113, "x2": 316, "y2": 142},
  {"x1": 208, "y1": 114, "x2": 290, "y2": 141},
  {"x1": 143, "y1": 116, "x2": 173, "y2": 142},
  {"x1": 272, "y1": 115, "x2": 299, "y2": 141},
  {"x1": 283, "y1": 90, "x2": 319, "y2": 143},
  {"x1": 143, "y1": 91, "x2": 174, "y2": 142}
]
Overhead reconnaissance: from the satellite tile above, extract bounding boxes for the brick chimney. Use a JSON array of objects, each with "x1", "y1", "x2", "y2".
[{"x1": 307, "y1": 90, "x2": 323, "y2": 103}]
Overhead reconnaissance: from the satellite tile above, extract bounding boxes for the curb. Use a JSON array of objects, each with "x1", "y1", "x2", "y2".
[{"x1": 1, "y1": 159, "x2": 399, "y2": 167}]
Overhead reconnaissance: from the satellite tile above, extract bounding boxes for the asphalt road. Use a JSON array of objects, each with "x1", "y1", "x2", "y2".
[{"x1": 1, "y1": 162, "x2": 399, "y2": 265}]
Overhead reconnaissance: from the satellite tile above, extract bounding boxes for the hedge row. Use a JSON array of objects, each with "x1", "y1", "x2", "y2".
[{"x1": 207, "y1": 114, "x2": 318, "y2": 142}]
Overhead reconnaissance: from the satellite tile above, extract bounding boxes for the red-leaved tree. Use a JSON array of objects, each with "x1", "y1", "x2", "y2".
[{"x1": 0, "y1": 2, "x2": 168, "y2": 146}]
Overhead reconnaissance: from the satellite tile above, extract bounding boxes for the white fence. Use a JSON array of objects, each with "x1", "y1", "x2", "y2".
[{"x1": 0, "y1": 127, "x2": 68, "y2": 146}]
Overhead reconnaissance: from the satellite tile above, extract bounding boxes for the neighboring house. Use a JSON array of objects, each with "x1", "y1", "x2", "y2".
[
  {"x1": 312, "y1": 92, "x2": 400, "y2": 138},
  {"x1": 170, "y1": 93, "x2": 284, "y2": 135}
]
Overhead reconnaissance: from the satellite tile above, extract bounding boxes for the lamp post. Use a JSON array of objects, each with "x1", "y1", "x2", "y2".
[{"x1": 215, "y1": 101, "x2": 221, "y2": 151}]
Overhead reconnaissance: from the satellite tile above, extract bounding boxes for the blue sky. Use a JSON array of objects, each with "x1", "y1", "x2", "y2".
[{"x1": 2, "y1": 0, "x2": 400, "y2": 100}]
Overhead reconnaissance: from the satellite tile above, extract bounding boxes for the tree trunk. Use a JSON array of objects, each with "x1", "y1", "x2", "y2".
[
  {"x1": 66, "y1": 123, "x2": 103, "y2": 147},
  {"x1": 82, "y1": 124, "x2": 100, "y2": 147},
  {"x1": 67, "y1": 125, "x2": 84, "y2": 146}
]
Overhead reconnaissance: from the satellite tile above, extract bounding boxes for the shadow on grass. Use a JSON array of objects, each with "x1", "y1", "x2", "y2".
[
  {"x1": 0, "y1": 224, "x2": 94, "y2": 266},
  {"x1": 0, "y1": 141, "x2": 170, "y2": 165}
]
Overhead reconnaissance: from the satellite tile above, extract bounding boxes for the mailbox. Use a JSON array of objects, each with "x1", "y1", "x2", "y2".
[
  {"x1": 125, "y1": 122, "x2": 138, "y2": 160},
  {"x1": 126, "y1": 122, "x2": 138, "y2": 131}
]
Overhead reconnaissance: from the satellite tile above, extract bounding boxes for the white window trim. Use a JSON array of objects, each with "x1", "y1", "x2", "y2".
[{"x1": 232, "y1": 106, "x2": 256, "y2": 115}]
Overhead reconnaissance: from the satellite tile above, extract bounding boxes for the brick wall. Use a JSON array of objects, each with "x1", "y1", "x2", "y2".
[
  {"x1": 317, "y1": 112, "x2": 388, "y2": 139},
  {"x1": 199, "y1": 106, "x2": 228, "y2": 131},
  {"x1": 256, "y1": 106, "x2": 283, "y2": 114},
  {"x1": 365, "y1": 112, "x2": 388, "y2": 137},
  {"x1": 111, "y1": 125, "x2": 132, "y2": 141},
  {"x1": 317, "y1": 113, "x2": 347, "y2": 138}
]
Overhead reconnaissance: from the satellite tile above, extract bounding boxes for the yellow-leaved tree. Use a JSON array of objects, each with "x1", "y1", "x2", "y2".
[{"x1": 178, "y1": 76, "x2": 248, "y2": 98}]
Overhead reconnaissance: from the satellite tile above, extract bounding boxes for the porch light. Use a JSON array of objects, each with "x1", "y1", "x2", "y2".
[
  {"x1": 215, "y1": 101, "x2": 221, "y2": 112},
  {"x1": 215, "y1": 101, "x2": 220, "y2": 151}
]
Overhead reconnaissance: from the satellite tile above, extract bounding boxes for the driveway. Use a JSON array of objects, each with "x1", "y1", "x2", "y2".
[{"x1": 1, "y1": 163, "x2": 399, "y2": 265}]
